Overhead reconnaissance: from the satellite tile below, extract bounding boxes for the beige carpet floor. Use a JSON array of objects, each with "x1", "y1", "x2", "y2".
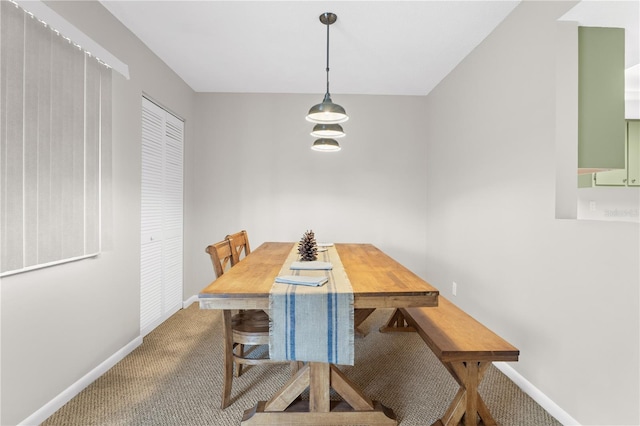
[{"x1": 42, "y1": 304, "x2": 561, "y2": 426}]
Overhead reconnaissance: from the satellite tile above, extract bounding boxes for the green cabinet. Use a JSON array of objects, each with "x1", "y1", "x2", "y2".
[
  {"x1": 594, "y1": 168, "x2": 627, "y2": 186},
  {"x1": 594, "y1": 120, "x2": 640, "y2": 186},
  {"x1": 578, "y1": 173, "x2": 595, "y2": 188},
  {"x1": 578, "y1": 27, "x2": 626, "y2": 172}
]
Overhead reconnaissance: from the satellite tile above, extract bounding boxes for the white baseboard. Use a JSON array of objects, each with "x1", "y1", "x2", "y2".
[
  {"x1": 494, "y1": 362, "x2": 581, "y2": 426},
  {"x1": 18, "y1": 307, "x2": 572, "y2": 426},
  {"x1": 18, "y1": 336, "x2": 143, "y2": 426},
  {"x1": 19, "y1": 297, "x2": 203, "y2": 425},
  {"x1": 183, "y1": 294, "x2": 198, "y2": 308},
  {"x1": 20, "y1": 297, "x2": 199, "y2": 425}
]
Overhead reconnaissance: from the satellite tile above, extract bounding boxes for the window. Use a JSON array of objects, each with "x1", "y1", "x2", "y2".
[{"x1": 0, "y1": 1, "x2": 112, "y2": 276}]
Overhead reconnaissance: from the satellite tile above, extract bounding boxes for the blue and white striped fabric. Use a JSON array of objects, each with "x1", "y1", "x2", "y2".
[{"x1": 269, "y1": 245, "x2": 354, "y2": 366}]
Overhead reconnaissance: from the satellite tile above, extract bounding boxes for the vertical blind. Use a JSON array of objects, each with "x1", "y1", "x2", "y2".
[{"x1": 0, "y1": 1, "x2": 112, "y2": 276}]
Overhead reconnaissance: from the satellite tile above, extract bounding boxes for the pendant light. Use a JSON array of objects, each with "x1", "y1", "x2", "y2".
[
  {"x1": 306, "y1": 12, "x2": 347, "y2": 124},
  {"x1": 310, "y1": 123, "x2": 345, "y2": 138},
  {"x1": 307, "y1": 12, "x2": 349, "y2": 124},
  {"x1": 311, "y1": 138, "x2": 342, "y2": 152},
  {"x1": 307, "y1": 12, "x2": 347, "y2": 152}
]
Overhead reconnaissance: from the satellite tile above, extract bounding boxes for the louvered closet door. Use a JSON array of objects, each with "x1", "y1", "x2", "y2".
[{"x1": 140, "y1": 97, "x2": 184, "y2": 336}]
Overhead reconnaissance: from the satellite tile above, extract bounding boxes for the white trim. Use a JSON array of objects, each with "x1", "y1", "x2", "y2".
[
  {"x1": 494, "y1": 362, "x2": 581, "y2": 426},
  {"x1": 183, "y1": 294, "x2": 199, "y2": 309},
  {"x1": 14, "y1": 0, "x2": 129, "y2": 79},
  {"x1": 140, "y1": 303, "x2": 181, "y2": 338},
  {"x1": 0, "y1": 253, "x2": 99, "y2": 278},
  {"x1": 142, "y1": 93, "x2": 185, "y2": 123},
  {"x1": 18, "y1": 337, "x2": 143, "y2": 426},
  {"x1": 13, "y1": 324, "x2": 581, "y2": 425}
]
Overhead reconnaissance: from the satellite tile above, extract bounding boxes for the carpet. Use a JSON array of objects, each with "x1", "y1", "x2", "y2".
[{"x1": 42, "y1": 304, "x2": 561, "y2": 426}]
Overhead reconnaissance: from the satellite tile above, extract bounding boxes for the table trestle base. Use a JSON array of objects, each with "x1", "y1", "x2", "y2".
[
  {"x1": 379, "y1": 308, "x2": 416, "y2": 333},
  {"x1": 241, "y1": 362, "x2": 397, "y2": 425},
  {"x1": 242, "y1": 400, "x2": 397, "y2": 425},
  {"x1": 354, "y1": 308, "x2": 376, "y2": 337},
  {"x1": 432, "y1": 420, "x2": 491, "y2": 426}
]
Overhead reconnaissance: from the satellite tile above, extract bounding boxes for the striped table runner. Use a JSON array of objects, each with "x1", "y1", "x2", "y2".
[{"x1": 269, "y1": 244, "x2": 354, "y2": 366}]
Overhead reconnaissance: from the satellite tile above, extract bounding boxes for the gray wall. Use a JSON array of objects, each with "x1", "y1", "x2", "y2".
[
  {"x1": 0, "y1": 1, "x2": 196, "y2": 424},
  {"x1": 185, "y1": 93, "x2": 429, "y2": 298},
  {"x1": 422, "y1": 2, "x2": 639, "y2": 424}
]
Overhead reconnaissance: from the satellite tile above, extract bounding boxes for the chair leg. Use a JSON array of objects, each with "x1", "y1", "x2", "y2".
[
  {"x1": 221, "y1": 310, "x2": 234, "y2": 409},
  {"x1": 235, "y1": 344, "x2": 244, "y2": 377}
]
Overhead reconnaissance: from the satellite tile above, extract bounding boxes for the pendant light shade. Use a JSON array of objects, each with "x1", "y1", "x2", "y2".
[
  {"x1": 310, "y1": 123, "x2": 345, "y2": 138},
  {"x1": 306, "y1": 12, "x2": 348, "y2": 125},
  {"x1": 311, "y1": 138, "x2": 341, "y2": 152},
  {"x1": 306, "y1": 95, "x2": 349, "y2": 124}
]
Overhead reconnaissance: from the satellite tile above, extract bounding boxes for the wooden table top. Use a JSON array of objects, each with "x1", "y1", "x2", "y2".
[{"x1": 199, "y1": 242, "x2": 439, "y2": 310}]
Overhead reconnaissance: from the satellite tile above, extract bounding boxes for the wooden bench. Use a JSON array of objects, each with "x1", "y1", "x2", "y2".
[{"x1": 381, "y1": 297, "x2": 519, "y2": 426}]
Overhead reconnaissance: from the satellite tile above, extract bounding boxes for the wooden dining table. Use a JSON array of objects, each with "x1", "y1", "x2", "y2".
[{"x1": 199, "y1": 242, "x2": 439, "y2": 425}]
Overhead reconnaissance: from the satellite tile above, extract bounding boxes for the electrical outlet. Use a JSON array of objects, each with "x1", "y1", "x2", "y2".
[
  {"x1": 452, "y1": 281, "x2": 457, "y2": 296},
  {"x1": 589, "y1": 201, "x2": 597, "y2": 212}
]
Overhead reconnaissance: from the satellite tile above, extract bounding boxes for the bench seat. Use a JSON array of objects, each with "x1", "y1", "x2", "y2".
[
  {"x1": 383, "y1": 297, "x2": 519, "y2": 426},
  {"x1": 400, "y1": 298, "x2": 519, "y2": 363}
]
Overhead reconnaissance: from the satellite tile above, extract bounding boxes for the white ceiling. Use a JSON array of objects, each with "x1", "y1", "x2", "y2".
[
  {"x1": 100, "y1": 1, "x2": 521, "y2": 95},
  {"x1": 101, "y1": 1, "x2": 639, "y2": 97}
]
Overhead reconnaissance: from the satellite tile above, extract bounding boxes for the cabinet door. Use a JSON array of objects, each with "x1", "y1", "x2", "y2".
[
  {"x1": 594, "y1": 120, "x2": 630, "y2": 186},
  {"x1": 594, "y1": 168, "x2": 627, "y2": 186},
  {"x1": 578, "y1": 27, "x2": 626, "y2": 171},
  {"x1": 628, "y1": 120, "x2": 639, "y2": 186}
]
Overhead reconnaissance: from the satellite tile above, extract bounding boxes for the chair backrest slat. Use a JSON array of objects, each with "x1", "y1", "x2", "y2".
[
  {"x1": 225, "y1": 230, "x2": 250, "y2": 265},
  {"x1": 205, "y1": 240, "x2": 238, "y2": 279}
]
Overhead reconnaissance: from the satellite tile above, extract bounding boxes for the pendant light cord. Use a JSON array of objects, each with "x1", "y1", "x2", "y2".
[{"x1": 325, "y1": 16, "x2": 330, "y2": 96}]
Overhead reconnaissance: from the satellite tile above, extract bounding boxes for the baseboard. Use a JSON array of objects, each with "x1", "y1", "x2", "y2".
[
  {"x1": 19, "y1": 307, "x2": 565, "y2": 426},
  {"x1": 494, "y1": 362, "x2": 581, "y2": 426},
  {"x1": 183, "y1": 294, "x2": 198, "y2": 308},
  {"x1": 19, "y1": 297, "x2": 201, "y2": 425},
  {"x1": 18, "y1": 336, "x2": 143, "y2": 426}
]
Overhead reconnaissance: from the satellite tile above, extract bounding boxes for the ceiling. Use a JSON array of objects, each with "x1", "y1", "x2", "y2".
[
  {"x1": 101, "y1": 1, "x2": 639, "y2": 97},
  {"x1": 100, "y1": 1, "x2": 521, "y2": 95}
]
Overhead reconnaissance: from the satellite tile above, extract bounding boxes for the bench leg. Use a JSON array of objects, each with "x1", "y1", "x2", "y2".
[
  {"x1": 379, "y1": 309, "x2": 416, "y2": 333},
  {"x1": 434, "y1": 361, "x2": 497, "y2": 426}
]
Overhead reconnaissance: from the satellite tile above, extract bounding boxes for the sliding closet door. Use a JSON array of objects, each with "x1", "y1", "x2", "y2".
[{"x1": 140, "y1": 97, "x2": 184, "y2": 336}]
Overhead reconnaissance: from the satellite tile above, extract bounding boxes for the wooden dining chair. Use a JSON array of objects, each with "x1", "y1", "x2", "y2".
[
  {"x1": 225, "y1": 230, "x2": 251, "y2": 264},
  {"x1": 205, "y1": 239, "x2": 289, "y2": 409},
  {"x1": 224, "y1": 229, "x2": 254, "y2": 374}
]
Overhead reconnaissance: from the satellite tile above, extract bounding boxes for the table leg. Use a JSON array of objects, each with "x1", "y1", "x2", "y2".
[
  {"x1": 221, "y1": 310, "x2": 234, "y2": 409},
  {"x1": 241, "y1": 361, "x2": 397, "y2": 425},
  {"x1": 354, "y1": 308, "x2": 376, "y2": 337},
  {"x1": 309, "y1": 363, "x2": 330, "y2": 412},
  {"x1": 379, "y1": 308, "x2": 416, "y2": 333}
]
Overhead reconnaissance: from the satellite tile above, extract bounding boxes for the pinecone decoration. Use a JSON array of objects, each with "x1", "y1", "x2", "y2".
[{"x1": 298, "y1": 230, "x2": 318, "y2": 261}]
